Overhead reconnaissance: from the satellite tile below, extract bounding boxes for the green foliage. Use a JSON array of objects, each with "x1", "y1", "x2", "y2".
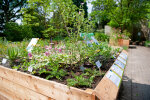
[
  {"x1": 38, "y1": 57, "x2": 67, "y2": 80},
  {"x1": 4, "y1": 22, "x2": 34, "y2": 41},
  {"x1": 91, "y1": 0, "x2": 110, "y2": 28},
  {"x1": 67, "y1": 72, "x2": 95, "y2": 87},
  {"x1": 91, "y1": 0, "x2": 150, "y2": 33},
  {"x1": 0, "y1": 38, "x2": 8, "y2": 56},
  {"x1": 7, "y1": 47, "x2": 19, "y2": 61},
  {"x1": 21, "y1": 6, "x2": 47, "y2": 38},
  {"x1": 72, "y1": 0, "x2": 88, "y2": 18},
  {"x1": 39, "y1": 66, "x2": 67, "y2": 80},
  {"x1": 67, "y1": 69, "x2": 103, "y2": 87},
  {"x1": 0, "y1": 0, "x2": 27, "y2": 35},
  {"x1": 145, "y1": 41, "x2": 150, "y2": 47},
  {"x1": 95, "y1": 32, "x2": 109, "y2": 42},
  {"x1": 122, "y1": 46, "x2": 128, "y2": 51}
]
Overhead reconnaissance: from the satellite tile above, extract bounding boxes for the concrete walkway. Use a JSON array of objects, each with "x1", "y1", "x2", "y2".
[{"x1": 118, "y1": 46, "x2": 150, "y2": 100}]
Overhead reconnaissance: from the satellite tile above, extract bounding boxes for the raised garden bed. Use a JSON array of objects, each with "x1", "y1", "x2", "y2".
[{"x1": 0, "y1": 50, "x2": 128, "y2": 100}]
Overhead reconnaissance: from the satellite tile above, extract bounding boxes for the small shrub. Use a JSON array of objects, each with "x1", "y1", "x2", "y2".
[
  {"x1": 145, "y1": 41, "x2": 150, "y2": 47},
  {"x1": 7, "y1": 46, "x2": 19, "y2": 62},
  {"x1": 4, "y1": 22, "x2": 34, "y2": 41},
  {"x1": 95, "y1": 32, "x2": 109, "y2": 42}
]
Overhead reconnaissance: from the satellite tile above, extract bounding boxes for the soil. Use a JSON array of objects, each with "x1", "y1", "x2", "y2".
[{"x1": 0, "y1": 55, "x2": 117, "y2": 90}]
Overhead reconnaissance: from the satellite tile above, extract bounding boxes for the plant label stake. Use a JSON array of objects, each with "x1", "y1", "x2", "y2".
[
  {"x1": 2, "y1": 58, "x2": 7, "y2": 64},
  {"x1": 96, "y1": 60, "x2": 102, "y2": 73},
  {"x1": 80, "y1": 66, "x2": 85, "y2": 72},
  {"x1": 28, "y1": 66, "x2": 33, "y2": 72},
  {"x1": 91, "y1": 36, "x2": 99, "y2": 45},
  {"x1": 96, "y1": 60, "x2": 102, "y2": 68},
  {"x1": 26, "y1": 38, "x2": 39, "y2": 52},
  {"x1": 86, "y1": 40, "x2": 92, "y2": 47}
]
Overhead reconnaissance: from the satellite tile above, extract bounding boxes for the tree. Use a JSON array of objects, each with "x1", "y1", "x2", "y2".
[
  {"x1": 72, "y1": 0, "x2": 88, "y2": 18},
  {"x1": 21, "y1": 5, "x2": 48, "y2": 38},
  {"x1": 91, "y1": 0, "x2": 150, "y2": 34},
  {"x1": 90, "y1": 0, "x2": 114, "y2": 29},
  {"x1": 0, "y1": 0, "x2": 27, "y2": 36}
]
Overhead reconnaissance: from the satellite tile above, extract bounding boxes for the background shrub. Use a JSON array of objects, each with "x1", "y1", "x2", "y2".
[
  {"x1": 95, "y1": 32, "x2": 109, "y2": 42},
  {"x1": 4, "y1": 22, "x2": 34, "y2": 41}
]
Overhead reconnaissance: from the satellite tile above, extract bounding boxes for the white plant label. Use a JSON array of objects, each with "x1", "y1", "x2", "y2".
[
  {"x1": 115, "y1": 60, "x2": 125, "y2": 69},
  {"x1": 113, "y1": 54, "x2": 116, "y2": 59},
  {"x1": 91, "y1": 36, "x2": 99, "y2": 45},
  {"x1": 2, "y1": 58, "x2": 7, "y2": 64},
  {"x1": 86, "y1": 40, "x2": 92, "y2": 47},
  {"x1": 28, "y1": 66, "x2": 33, "y2": 72},
  {"x1": 106, "y1": 70, "x2": 121, "y2": 87},
  {"x1": 95, "y1": 60, "x2": 102, "y2": 68},
  {"x1": 117, "y1": 56, "x2": 126, "y2": 65},
  {"x1": 87, "y1": 40, "x2": 91, "y2": 45},
  {"x1": 80, "y1": 66, "x2": 85, "y2": 71},
  {"x1": 120, "y1": 53, "x2": 127, "y2": 60},
  {"x1": 111, "y1": 64, "x2": 123, "y2": 77},
  {"x1": 26, "y1": 38, "x2": 39, "y2": 52}
]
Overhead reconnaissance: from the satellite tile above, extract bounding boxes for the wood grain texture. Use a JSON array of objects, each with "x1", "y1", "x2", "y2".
[
  {"x1": 94, "y1": 76, "x2": 119, "y2": 100},
  {"x1": 0, "y1": 66, "x2": 92, "y2": 100},
  {"x1": 0, "y1": 77, "x2": 50, "y2": 100}
]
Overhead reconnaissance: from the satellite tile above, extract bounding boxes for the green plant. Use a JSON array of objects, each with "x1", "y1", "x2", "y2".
[
  {"x1": 67, "y1": 68, "x2": 103, "y2": 87},
  {"x1": 145, "y1": 41, "x2": 150, "y2": 47},
  {"x1": 39, "y1": 66, "x2": 67, "y2": 80},
  {"x1": 38, "y1": 57, "x2": 67, "y2": 80},
  {"x1": 117, "y1": 30, "x2": 131, "y2": 40},
  {"x1": 122, "y1": 46, "x2": 128, "y2": 51},
  {"x1": 84, "y1": 68, "x2": 104, "y2": 77},
  {"x1": 7, "y1": 46, "x2": 19, "y2": 61},
  {"x1": 4, "y1": 22, "x2": 34, "y2": 41},
  {"x1": 95, "y1": 32, "x2": 109, "y2": 42},
  {"x1": 67, "y1": 72, "x2": 95, "y2": 87}
]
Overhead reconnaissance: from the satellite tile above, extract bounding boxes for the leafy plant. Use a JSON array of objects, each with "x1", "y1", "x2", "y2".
[
  {"x1": 39, "y1": 66, "x2": 67, "y2": 80},
  {"x1": 95, "y1": 32, "x2": 109, "y2": 42},
  {"x1": 4, "y1": 22, "x2": 34, "y2": 41},
  {"x1": 7, "y1": 46, "x2": 19, "y2": 61},
  {"x1": 67, "y1": 72, "x2": 95, "y2": 87}
]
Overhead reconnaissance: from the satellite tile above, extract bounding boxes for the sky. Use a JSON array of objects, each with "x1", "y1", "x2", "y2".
[{"x1": 16, "y1": 1, "x2": 93, "y2": 24}]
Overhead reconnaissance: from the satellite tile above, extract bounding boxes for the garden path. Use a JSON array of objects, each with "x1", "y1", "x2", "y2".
[{"x1": 118, "y1": 46, "x2": 150, "y2": 100}]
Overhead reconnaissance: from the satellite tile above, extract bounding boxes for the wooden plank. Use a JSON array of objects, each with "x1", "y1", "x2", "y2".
[
  {"x1": 0, "y1": 66, "x2": 92, "y2": 100},
  {"x1": 0, "y1": 92, "x2": 9, "y2": 100},
  {"x1": 94, "y1": 50, "x2": 128, "y2": 100},
  {"x1": 85, "y1": 89, "x2": 96, "y2": 100},
  {"x1": 0, "y1": 77, "x2": 50, "y2": 100},
  {"x1": 94, "y1": 77, "x2": 119, "y2": 100},
  {"x1": 0, "y1": 87, "x2": 20, "y2": 100}
]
